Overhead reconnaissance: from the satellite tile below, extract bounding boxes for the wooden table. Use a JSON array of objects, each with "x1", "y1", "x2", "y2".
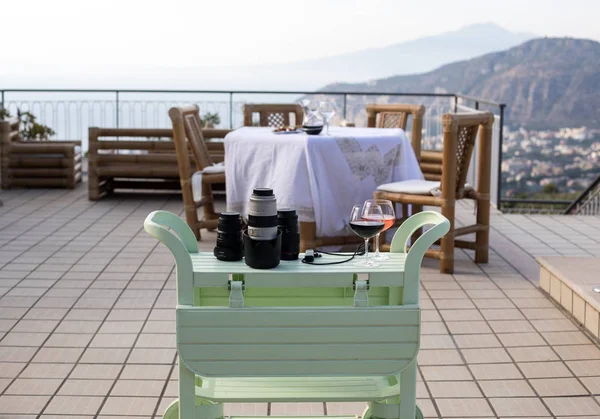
[{"x1": 144, "y1": 209, "x2": 449, "y2": 419}]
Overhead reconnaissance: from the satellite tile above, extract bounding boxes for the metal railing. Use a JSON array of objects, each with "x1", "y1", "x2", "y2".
[{"x1": 0, "y1": 88, "x2": 505, "y2": 205}]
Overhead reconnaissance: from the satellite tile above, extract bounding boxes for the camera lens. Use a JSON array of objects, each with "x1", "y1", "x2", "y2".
[
  {"x1": 247, "y1": 188, "x2": 278, "y2": 241},
  {"x1": 277, "y1": 208, "x2": 299, "y2": 260},
  {"x1": 214, "y1": 212, "x2": 243, "y2": 261}
]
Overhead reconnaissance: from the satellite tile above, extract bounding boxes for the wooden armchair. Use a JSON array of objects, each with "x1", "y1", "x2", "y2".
[
  {"x1": 169, "y1": 105, "x2": 224, "y2": 240},
  {"x1": 366, "y1": 104, "x2": 426, "y2": 167},
  {"x1": 374, "y1": 112, "x2": 494, "y2": 273},
  {"x1": 243, "y1": 104, "x2": 303, "y2": 127}
]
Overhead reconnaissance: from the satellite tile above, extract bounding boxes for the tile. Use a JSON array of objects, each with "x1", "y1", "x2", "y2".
[
  {"x1": 498, "y1": 332, "x2": 546, "y2": 347},
  {"x1": 461, "y1": 348, "x2": 511, "y2": 364},
  {"x1": 98, "y1": 321, "x2": 144, "y2": 334},
  {"x1": 44, "y1": 333, "x2": 93, "y2": 347},
  {"x1": 58, "y1": 379, "x2": 114, "y2": 396},
  {"x1": 518, "y1": 361, "x2": 573, "y2": 378},
  {"x1": 0, "y1": 346, "x2": 37, "y2": 362},
  {"x1": 439, "y1": 310, "x2": 483, "y2": 322},
  {"x1": 0, "y1": 332, "x2": 49, "y2": 346},
  {"x1": 44, "y1": 395, "x2": 104, "y2": 415},
  {"x1": 489, "y1": 320, "x2": 535, "y2": 333},
  {"x1": 421, "y1": 366, "x2": 472, "y2": 381},
  {"x1": 530, "y1": 377, "x2": 588, "y2": 396},
  {"x1": 560, "y1": 282, "x2": 573, "y2": 312},
  {"x1": 0, "y1": 362, "x2": 26, "y2": 378},
  {"x1": 70, "y1": 364, "x2": 123, "y2": 380},
  {"x1": 110, "y1": 380, "x2": 165, "y2": 397},
  {"x1": 435, "y1": 398, "x2": 494, "y2": 417},
  {"x1": 469, "y1": 363, "x2": 523, "y2": 380},
  {"x1": 581, "y1": 376, "x2": 600, "y2": 394},
  {"x1": 479, "y1": 380, "x2": 535, "y2": 397},
  {"x1": 223, "y1": 403, "x2": 270, "y2": 416},
  {"x1": 427, "y1": 381, "x2": 483, "y2": 398},
  {"x1": 541, "y1": 331, "x2": 592, "y2": 346},
  {"x1": 270, "y1": 403, "x2": 325, "y2": 415},
  {"x1": 554, "y1": 344, "x2": 600, "y2": 361},
  {"x1": 0, "y1": 395, "x2": 51, "y2": 414},
  {"x1": 19, "y1": 363, "x2": 73, "y2": 379},
  {"x1": 573, "y1": 293, "x2": 586, "y2": 324},
  {"x1": 100, "y1": 396, "x2": 159, "y2": 416},
  {"x1": 480, "y1": 308, "x2": 525, "y2": 321},
  {"x1": 90, "y1": 333, "x2": 137, "y2": 348},
  {"x1": 127, "y1": 348, "x2": 176, "y2": 364},
  {"x1": 454, "y1": 334, "x2": 501, "y2": 349},
  {"x1": 120, "y1": 364, "x2": 172, "y2": 380},
  {"x1": 32, "y1": 347, "x2": 84, "y2": 363},
  {"x1": 5, "y1": 378, "x2": 63, "y2": 395},
  {"x1": 54, "y1": 320, "x2": 102, "y2": 334},
  {"x1": 531, "y1": 319, "x2": 579, "y2": 332},
  {"x1": 420, "y1": 335, "x2": 455, "y2": 350},
  {"x1": 418, "y1": 349, "x2": 463, "y2": 366},
  {"x1": 565, "y1": 360, "x2": 600, "y2": 377},
  {"x1": 543, "y1": 396, "x2": 600, "y2": 416},
  {"x1": 446, "y1": 321, "x2": 492, "y2": 335},
  {"x1": 507, "y1": 346, "x2": 559, "y2": 362},
  {"x1": 324, "y1": 402, "x2": 366, "y2": 416},
  {"x1": 489, "y1": 397, "x2": 550, "y2": 417},
  {"x1": 80, "y1": 348, "x2": 130, "y2": 364},
  {"x1": 585, "y1": 304, "x2": 599, "y2": 337}
]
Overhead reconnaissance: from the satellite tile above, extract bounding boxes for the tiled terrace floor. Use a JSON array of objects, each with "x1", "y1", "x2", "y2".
[{"x1": 1, "y1": 185, "x2": 600, "y2": 419}]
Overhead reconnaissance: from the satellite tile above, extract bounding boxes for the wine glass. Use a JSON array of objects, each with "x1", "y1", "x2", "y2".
[
  {"x1": 319, "y1": 101, "x2": 336, "y2": 135},
  {"x1": 362, "y1": 199, "x2": 395, "y2": 261},
  {"x1": 349, "y1": 204, "x2": 385, "y2": 267}
]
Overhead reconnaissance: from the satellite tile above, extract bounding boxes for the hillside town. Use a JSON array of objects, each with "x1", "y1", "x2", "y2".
[{"x1": 501, "y1": 126, "x2": 600, "y2": 197}]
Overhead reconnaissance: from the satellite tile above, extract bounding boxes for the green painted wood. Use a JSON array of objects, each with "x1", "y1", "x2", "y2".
[
  {"x1": 144, "y1": 210, "x2": 450, "y2": 419},
  {"x1": 390, "y1": 211, "x2": 450, "y2": 305},
  {"x1": 195, "y1": 376, "x2": 399, "y2": 402},
  {"x1": 177, "y1": 306, "x2": 419, "y2": 377}
]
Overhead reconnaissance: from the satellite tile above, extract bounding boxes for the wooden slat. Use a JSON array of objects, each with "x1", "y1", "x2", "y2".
[{"x1": 178, "y1": 305, "x2": 419, "y2": 376}]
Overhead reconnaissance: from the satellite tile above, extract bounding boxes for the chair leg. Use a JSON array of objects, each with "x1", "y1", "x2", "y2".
[
  {"x1": 440, "y1": 203, "x2": 455, "y2": 274},
  {"x1": 475, "y1": 199, "x2": 490, "y2": 264},
  {"x1": 202, "y1": 182, "x2": 218, "y2": 221},
  {"x1": 299, "y1": 221, "x2": 317, "y2": 252},
  {"x1": 368, "y1": 360, "x2": 417, "y2": 419},
  {"x1": 178, "y1": 360, "x2": 196, "y2": 419}
]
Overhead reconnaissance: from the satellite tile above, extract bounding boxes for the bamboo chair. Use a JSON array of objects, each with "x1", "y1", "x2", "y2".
[
  {"x1": 243, "y1": 104, "x2": 303, "y2": 127},
  {"x1": 168, "y1": 105, "x2": 224, "y2": 240},
  {"x1": 374, "y1": 112, "x2": 494, "y2": 274}
]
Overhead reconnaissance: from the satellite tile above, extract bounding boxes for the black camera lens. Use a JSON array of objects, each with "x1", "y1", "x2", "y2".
[
  {"x1": 277, "y1": 208, "x2": 299, "y2": 260},
  {"x1": 214, "y1": 212, "x2": 243, "y2": 261}
]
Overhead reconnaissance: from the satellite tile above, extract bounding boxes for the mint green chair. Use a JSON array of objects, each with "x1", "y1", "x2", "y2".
[{"x1": 144, "y1": 210, "x2": 449, "y2": 419}]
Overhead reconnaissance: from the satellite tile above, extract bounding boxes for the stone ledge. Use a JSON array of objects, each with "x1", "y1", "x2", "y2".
[{"x1": 538, "y1": 256, "x2": 600, "y2": 341}]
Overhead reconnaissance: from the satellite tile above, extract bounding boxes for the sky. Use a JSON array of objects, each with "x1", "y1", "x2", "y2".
[{"x1": 0, "y1": 0, "x2": 599, "y2": 73}]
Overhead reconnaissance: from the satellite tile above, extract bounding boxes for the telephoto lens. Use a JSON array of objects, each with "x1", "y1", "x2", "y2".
[
  {"x1": 213, "y1": 212, "x2": 243, "y2": 261},
  {"x1": 244, "y1": 188, "x2": 281, "y2": 269},
  {"x1": 247, "y1": 188, "x2": 278, "y2": 240},
  {"x1": 277, "y1": 208, "x2": 299, "y2": 260}
]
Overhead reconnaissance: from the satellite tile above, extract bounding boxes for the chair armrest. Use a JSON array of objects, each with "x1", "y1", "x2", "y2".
[
  {"x1": 390, "y1": 211, "x2": 450, "y2": 304},
  {"x1": 144, "y1": 211, "x2": 198, "y2": 304},
  {"x1": 10, "y1": 143, "x2": 75, "y2": 154},
  {"x1": 144, "y1": 210, "x2": 198, "y2": 254}
]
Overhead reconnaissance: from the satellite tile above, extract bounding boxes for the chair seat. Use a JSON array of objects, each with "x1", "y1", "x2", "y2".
[
  {"x1": 196, "y1": 375, "x2": 398, "y2": 403},
  {"x1": 192, "y1": 164, "x2": 226, "y2": 202},
  {"x1": 377, "y1": 179, "x2": 441, "y2": 196}
]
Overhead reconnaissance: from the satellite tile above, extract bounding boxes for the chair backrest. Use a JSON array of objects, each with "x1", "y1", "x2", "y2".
[
  {"x1": 243, "y1": 104, "x2": 303, "y2": 127},
  {"x1": 366, "y1": 104, "x2": 425, "y2": 161},
  {"x1": 441, "y1": 111, "x2": 495, "y2": 198}
]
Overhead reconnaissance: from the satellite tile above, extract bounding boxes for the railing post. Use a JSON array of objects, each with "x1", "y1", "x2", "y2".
[
  {"x1": 453, "y1": 95, "x2": 458, "y2": 112},
  {"x1": 343, "y1": 94, "x2": 347, "y2": 119},
  {"x1": 497, "y1": 104, "x2": 506, "y2": 210},
  {"x1": 115, "y1": 91, "x2": 120, "y2": 128},
  {"x1": 1, "y1": 90, "x2": 4, "y2": 110},
  {"x1": 475, "y1": 101, "x2": 479, "y2": 110},
  {"x1": 229, "y1": 92, "x2": 233, "y2": 129}
]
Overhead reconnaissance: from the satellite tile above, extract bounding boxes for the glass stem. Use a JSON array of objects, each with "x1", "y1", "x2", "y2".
[
  {"x1": 375, "y1": 233, "x2": 381, "y2": 257},
  {"x1": 364, "y1": 238, "x2": 369, "y2": 259}
]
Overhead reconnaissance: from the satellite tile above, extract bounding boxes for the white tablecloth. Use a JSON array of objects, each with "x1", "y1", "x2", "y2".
[{"x1": 225, "y1": 126, "x2": 423, "y2": 237}]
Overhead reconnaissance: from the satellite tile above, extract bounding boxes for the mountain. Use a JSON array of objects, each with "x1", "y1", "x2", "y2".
[
  {"x1": 275, "y1": 22, "x2": 534, "y2": 86},
  {"x1": 0, "y1": 23, "x2": 534, "y2": 91},
  {"x1": 319, "y1": 38, "x2": 600, "y2": 128}
]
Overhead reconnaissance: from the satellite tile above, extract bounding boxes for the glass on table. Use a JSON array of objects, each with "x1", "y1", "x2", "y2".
[
  {"x1": 349, "y1": 204, "x2": 385, "y2": 267},
  {"x1": 319, "y1": 101, "x2": 336, "y2": 135},
  {"x1": 362, "y1": 199, "x2": 395, "y2": 261}
]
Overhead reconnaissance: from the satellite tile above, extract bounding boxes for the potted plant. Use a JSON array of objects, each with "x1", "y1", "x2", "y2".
[
  {"x1": 0, "y1": 108, "x2": 56, "y2": 141},
  {"x1": 200, "y1": 112, "x2": 220, "y2": 128}
]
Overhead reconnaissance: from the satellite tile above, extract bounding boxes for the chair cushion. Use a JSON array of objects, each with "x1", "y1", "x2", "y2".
[
  {"x1": 192, "y1": 163, "x2": 225, "y2": 202},
  {"x1": 377, "y1": 179, "x2": 441, "y2": 196}
]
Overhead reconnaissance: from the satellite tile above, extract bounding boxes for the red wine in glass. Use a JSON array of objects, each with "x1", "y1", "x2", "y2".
[{"x1": 349, "y1": 220, "x2": 385, "y2": 239}]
